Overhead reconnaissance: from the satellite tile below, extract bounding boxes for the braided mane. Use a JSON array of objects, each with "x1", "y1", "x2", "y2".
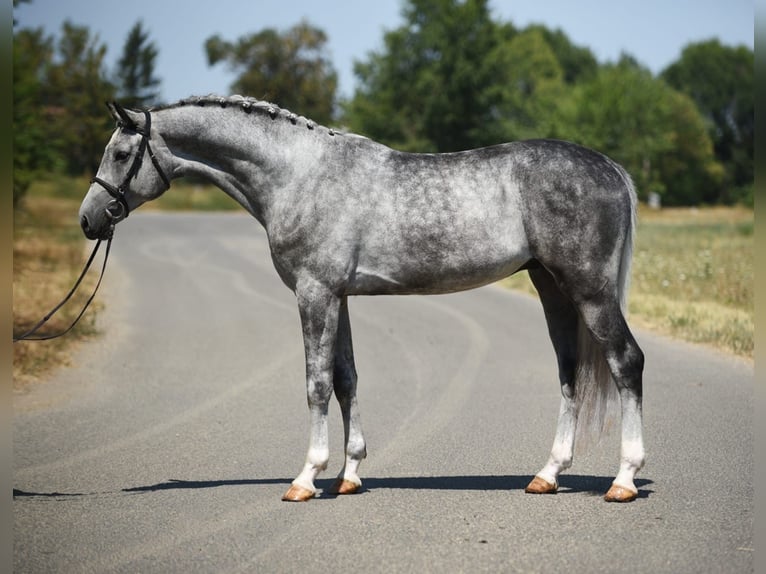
[{"x1": 151, "y1": 94, "x2": 342, "y2": 136}]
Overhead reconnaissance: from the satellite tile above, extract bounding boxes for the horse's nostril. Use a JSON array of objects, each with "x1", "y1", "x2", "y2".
[{"x1": 80, "y1": 215, "x2": 90, "y2": 232}]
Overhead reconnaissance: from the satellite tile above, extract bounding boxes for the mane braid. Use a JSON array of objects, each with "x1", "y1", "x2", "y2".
[{"x1": 152, "y1": 94, "x2": 338, "y2": 136}]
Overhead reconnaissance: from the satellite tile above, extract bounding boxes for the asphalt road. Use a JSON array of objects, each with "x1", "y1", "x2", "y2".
[{"x1": 14, "y1": 212, "x2": 753, "y2": 573}]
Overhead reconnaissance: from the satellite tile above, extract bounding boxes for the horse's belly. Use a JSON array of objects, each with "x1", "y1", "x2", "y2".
[
  {"x1": 347, "y1": 245, "x2": 531, "y2": 296},
  {"x1": 343, "y1": 179, "x2": 530, "y2": 295}
]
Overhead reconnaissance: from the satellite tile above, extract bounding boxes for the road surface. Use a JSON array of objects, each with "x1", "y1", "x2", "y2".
[{"x1": 14, "y1": 213, "x2": 753, "y2": 573}]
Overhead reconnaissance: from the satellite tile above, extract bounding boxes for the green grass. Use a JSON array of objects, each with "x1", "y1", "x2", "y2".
[{"x1": 501, "y1": 206, "x2": 754, "y2": 358}]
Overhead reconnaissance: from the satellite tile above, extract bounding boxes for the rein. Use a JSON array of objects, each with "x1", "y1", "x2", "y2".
[
  {"x1": 13, "y1": 229, "x2": 113, "y2": 343},
  {"x1": 14, "y1": 110, "x2": 170, "y2": 343}
]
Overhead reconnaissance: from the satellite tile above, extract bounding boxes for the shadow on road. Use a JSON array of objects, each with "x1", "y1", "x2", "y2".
[
  {"x1": 14, "y1": 475, "x2": 653, "y2": 499},
  {"x1": 122, "y1": 478, "x2": 293, "y2": 493},
  {"x1": 335, "y1": 475, "x2": 653, "y2": 499}
]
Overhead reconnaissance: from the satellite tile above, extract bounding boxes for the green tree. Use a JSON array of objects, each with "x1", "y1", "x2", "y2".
[
  {"x1": 526, "y1": 25, "x2": 598, "y2": 85},
  {"x1": 563, "y1": 59, "x2": 722, "y2": 205},
  {"x1": 488, "y1": 27, "x2": 567, "y2": 141},
  {"x1": 205, "y1": 21, "x2": 337, "y2": 125},
  {"x1": 13, "y1": 27, "x2": 61, "y2": 206},
  {"x1": 662, "y1": 40, "x2": 753, "y2": 202},
  {"x1": 115, "y1": 20, "x2": 160, "y2": 108},
  {"x1": 345, "y1": 0, "x2": 503, "y2": 152},
  {"x1": 45, "y1": 21, "x2": 115, "y2": 175}
]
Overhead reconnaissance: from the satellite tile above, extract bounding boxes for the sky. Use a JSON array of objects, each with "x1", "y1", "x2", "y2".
[{"x1": 14, "y1": 0, "x2": 754, "y2": 104}]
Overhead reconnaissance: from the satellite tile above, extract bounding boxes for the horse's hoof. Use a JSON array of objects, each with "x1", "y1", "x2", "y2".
[
  {"x1": 328, "y1": 478, "x2": 361, "y2": 495},
  {"x1": 525, "y1": 476, "x2": 557, "y2": 494},
  {"x1": 281, "y1": 484, "x2": 316, "y2": 502},
  {"x1": 604, "y1": 483, "x2": 638, "y2": 502}
]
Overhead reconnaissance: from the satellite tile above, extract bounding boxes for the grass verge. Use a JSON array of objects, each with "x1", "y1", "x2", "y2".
[{"x1": 13, "y1": 180, "x2": 101, "y2": 387}]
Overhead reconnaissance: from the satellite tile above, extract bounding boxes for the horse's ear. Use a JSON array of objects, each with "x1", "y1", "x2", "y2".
[
  {"x1": 106, "y1": 101, "x2": 121, "y2": 123},
  {"x1": 106, "y1": 101, "x2": 140, "y2": 130}
]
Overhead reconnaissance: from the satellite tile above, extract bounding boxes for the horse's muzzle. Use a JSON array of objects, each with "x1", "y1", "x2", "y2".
[
  {"x1": 80, "y1": 214, "x2": 96, "y2": 239},
  {"x1": 80, "y1": 213, "x2": 114, "y2": 240}
]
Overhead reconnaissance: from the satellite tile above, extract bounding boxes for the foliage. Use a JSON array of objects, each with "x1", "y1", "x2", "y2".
[
  {"x1": 488, "y1": 26, "x2": 568, "y2": 141},
  {"x1": 13, "y1": 15, "x2": 158, "y2": 206},
  {"x1": 13, "y1": 19, "x2": 115, "y2": 204},
  {"x1": 13, "y1": 27, "x2": 61, "y2": 206},
  {"x1": 45, "y1": 22, "x2": 116, "y2": 176},
  {"x1": 115, "y1": 20, "x2": 161, "y2": 108},
  {"x1": 345, "y1": 0, "x2": 505, "y2": 152},
  {"x1": 205, "y1": 21, "x2": 338, "y2": 125},
  {"x1": 528, "y1": 25, "x2": 599, "y2": 85},
  {"x1": 560, "y1": 59, "x2": 723, "y2": 205},
  {"x1": 662, "y1": 40, "x2": 754, "y2": 203}
]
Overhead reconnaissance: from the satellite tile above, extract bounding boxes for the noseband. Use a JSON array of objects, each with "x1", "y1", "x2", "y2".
[{"x1": 90, "y1": 110, "x2": 171, "y2": 222}]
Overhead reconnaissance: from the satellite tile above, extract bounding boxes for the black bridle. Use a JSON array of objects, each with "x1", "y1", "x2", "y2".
[
  {"x1": 90, "y1": 110, "x2": 171, "y2": 222},
  {"x1": 14, "y1": 109, "x2": 171, "y2": 343}
]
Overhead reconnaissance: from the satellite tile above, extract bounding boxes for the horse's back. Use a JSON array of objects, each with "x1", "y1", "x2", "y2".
[{"x1": 288, "y1": 138, "x2": 634, "y2": 297}]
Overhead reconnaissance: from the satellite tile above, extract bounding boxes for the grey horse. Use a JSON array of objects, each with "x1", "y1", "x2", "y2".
[{"x1": 79, "y1": 96, "x2": 645, "y2": 503}]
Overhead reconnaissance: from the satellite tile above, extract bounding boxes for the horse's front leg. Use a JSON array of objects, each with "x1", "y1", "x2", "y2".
[
  {"x1": 328, "y1": 297, "x2": 367, "y2": 495},
  {"x1": 282, "y1": 280, "x2": 341, "y2": 502}
]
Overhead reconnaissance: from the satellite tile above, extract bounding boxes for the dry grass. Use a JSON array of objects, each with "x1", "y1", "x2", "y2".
[
  {"x1": 13, "y1": 192, "x2": 101, "y2": 387},
  {"x1": 500, "y1": 205, "x2": 754, "y2": 358}
]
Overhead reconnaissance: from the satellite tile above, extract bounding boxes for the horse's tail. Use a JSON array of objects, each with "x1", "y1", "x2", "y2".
[{"x1": 574, "y1": 166, "x2": 636, "y2": 447}]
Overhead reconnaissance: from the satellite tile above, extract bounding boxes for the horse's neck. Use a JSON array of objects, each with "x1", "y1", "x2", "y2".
[{"x1": 157, "y1": 106, "x2": 320, "y2": 226}]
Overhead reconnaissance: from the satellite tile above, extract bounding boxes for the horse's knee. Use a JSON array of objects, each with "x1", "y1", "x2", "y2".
[{"x1": 307, "y1": 374, "x2": 334, "y2": 407}]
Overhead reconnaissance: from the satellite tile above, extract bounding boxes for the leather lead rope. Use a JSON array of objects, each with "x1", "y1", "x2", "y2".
[{"x1": 13, "y1": 233, "x2": 113, "y2": 343}]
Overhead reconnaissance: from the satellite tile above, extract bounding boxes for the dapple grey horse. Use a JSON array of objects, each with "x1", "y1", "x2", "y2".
[{"x1": 79, "y1": 96, "x2": 645, "y2": 503}]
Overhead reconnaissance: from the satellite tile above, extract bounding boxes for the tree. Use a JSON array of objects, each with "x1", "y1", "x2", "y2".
[
  {"x1": 45, "y1": 21, "x2": 115, "y2": 175},
  {"x1": 344, "y1": 1, "x2": 600, "y2": 152},
  {"x1": 526, "y1": 25, "x2": 598, "y2": 85},
  {"x1": 13, "y1": 27, "x2": 61, "y2": 206},
  {"x1": 562, "y1": 59, "x2": 722, "y2": 205},
  {"x1": 115, "y1": 20, "x2": 161, "y2": 108},
  {"x1": 488, "y1": 27, "x2": 567, "y2": 141},
  {"x1": 205, "y1": 21, "x2": 337, "y2": 125},
  {"x1": 662, "y1": 40, "x2": 753, "y2": 202},
  {"x1": 345, "y1": 0, "x2": 504, "y2": 152}
]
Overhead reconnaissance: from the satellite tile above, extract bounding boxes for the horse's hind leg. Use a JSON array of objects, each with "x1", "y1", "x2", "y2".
[
  {"x1": 575, "y1": 295, "x2": 645, "y2": 502},
  {"x1": 525, "y1": 267, "x2": 580, "y2": 495},
  {"x1": 328, "y1": 297, "x2": 367, "y2": 495}
]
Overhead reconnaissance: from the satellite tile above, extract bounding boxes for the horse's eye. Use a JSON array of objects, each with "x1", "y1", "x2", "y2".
[{"x1": 114, "y1": 150, "x2": 130, "y2": 162}]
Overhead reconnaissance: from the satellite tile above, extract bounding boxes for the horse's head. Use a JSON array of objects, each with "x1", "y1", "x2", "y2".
[{"x1": 79, "y1": 102, "x2": 172, "y2": 240}]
